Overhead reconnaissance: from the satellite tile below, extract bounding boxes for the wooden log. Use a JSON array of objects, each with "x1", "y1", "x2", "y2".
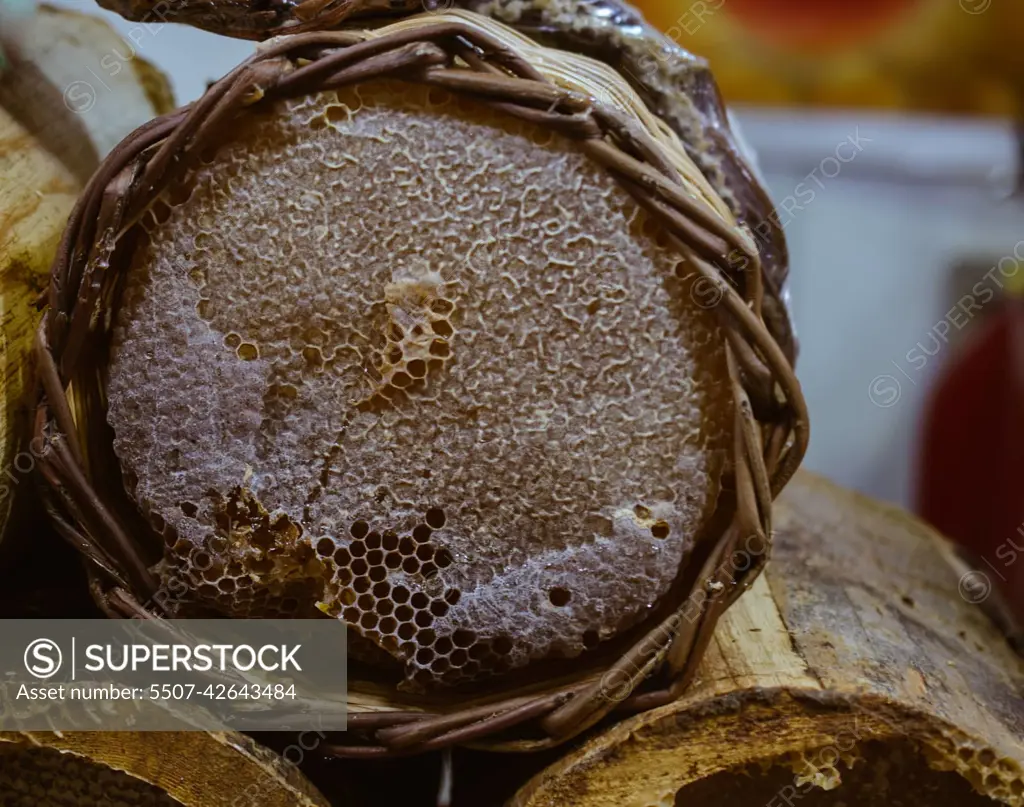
[
  {"x1": 0, "y1": 730, "x2": 330, "y2": 806},
  {"x1": 0, "y1": 4, "x2": 171, "y2": 544},
  {"x1": 510, "y1": 471, "x2": 1024, "y2": 807}
]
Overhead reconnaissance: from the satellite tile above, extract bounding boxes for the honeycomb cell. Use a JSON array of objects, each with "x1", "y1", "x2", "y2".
[
  {"x1": 237, "y1": 343, "x2": 259, "y2": 361},
  {"x1": 411, "y1": 592, "x2": 429, "y2": 610},
  {"x1": 435, "y1": 636, "x2": 454, "y2": 655},
  {"x1": 431, "y1": 320, "x2": 453, "y2": 338},
  {"x1": 401, "y1": 557, "x2": 420, "y2": 575},
  {"x1": 549, "y1": 587, "x2": 571, "y2": 607},
  {"x1": 407, "y1": 359, "x2": 427, "y2": 378},
  {"x1": 418, "y1": 628, "x2": 436, "y2": 645},
  {"x1": 351, "y1": 521, "x2": 369, "y2": 539},
  {"x1": 360, "y1": 613, "x2": 378, "y2": 630},
  {"x1": 431, "y1": 657, "x2": 451, "y2": 674},
  {"x1": 425, "y1": 508, "x2": 446, "y2": 530},
  {"x1": 414, "y1": 611, "x2": 433, "y2": 628},
  {"x1": 416, "y1": 545, "x2": 434, "y2": 562},
  {"x1": 453, "y1": 629, "x2": 475, "y2": 648},
  {"x1": 430, "y1": 600, "x2": 449, "y2": 618}
]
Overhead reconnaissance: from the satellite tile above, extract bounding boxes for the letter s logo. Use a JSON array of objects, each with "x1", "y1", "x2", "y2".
[{"x1": 24, "y1": 639, "x2": 63, "y2": 679}]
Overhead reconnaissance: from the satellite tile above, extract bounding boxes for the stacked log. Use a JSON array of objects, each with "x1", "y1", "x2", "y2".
[
  {"x1": 0, "y1": 4, "x2": 170, "y2": 545},
  {"x1": 510, "y1": 472, "x2": 1024, "y2": 807}
]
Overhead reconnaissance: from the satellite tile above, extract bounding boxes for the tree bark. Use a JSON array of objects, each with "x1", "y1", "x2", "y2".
[
  {"x1": 510, "y1": 471, "x2": 1024, "y2": 807},
  {"x1": 0, "y1": 4, "x2": 171, "y2": 544}
]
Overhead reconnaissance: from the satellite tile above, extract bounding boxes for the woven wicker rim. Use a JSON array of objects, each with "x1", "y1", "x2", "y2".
[{"x1": 34, "y1": 12, "x2": 808, "y2": 756}]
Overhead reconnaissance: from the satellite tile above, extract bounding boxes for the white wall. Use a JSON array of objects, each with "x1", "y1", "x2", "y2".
[
  {"x1": 742, "y1": 111, "x2": 1020, "y2": 507},
  {"x1": 45, "y1": 2, "x2": 1024, "y2": 508}
]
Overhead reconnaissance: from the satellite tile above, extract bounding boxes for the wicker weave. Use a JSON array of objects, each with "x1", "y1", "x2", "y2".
[{"x1": 34, "y1": 12, "x2": 808, "y2": 755}]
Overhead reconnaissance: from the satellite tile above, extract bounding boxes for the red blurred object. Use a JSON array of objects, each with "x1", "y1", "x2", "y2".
[
  {"x1": 723, "y1": 0, "x2": 920, "y2": 50},
  {"x1": 917, "y1": 298, "x2": 1024, "y2": 629}
]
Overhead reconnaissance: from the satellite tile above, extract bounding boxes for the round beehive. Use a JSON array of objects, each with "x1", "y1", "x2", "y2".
[
  {"x1": 37, "y1": 11, "x2": 806, "y2": 751},
  {"x1": 108, "y1": 76, "x2": 734, "y2": 689}
]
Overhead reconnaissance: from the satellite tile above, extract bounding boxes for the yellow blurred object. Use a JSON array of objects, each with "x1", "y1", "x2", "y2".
[{"x1": 633, "y1": 0, "x2": 1024, "y2": 116}]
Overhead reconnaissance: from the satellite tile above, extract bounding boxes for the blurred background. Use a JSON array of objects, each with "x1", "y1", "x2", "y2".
[
  {"x1": 628, "y1": 0, "x2": 1024, "y2": 622},
  {"x1": 42, "y1": 0, "x2": 1024, "y2": 618}
]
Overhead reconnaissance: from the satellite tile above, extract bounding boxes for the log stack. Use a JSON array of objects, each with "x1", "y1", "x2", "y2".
[
  {"x1": 0, "y1": 4, "x2": 170, "y2": 545},
  {"x1": 0, "y1": 731, "x2": 330, "y2": 807},
  {"x1": 509, "y1": 472, "x2": 1024, "y2": 807}
]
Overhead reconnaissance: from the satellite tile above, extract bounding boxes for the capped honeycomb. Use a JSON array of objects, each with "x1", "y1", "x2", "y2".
[{"x1": 106, "y1": 80, "x2": 733, "y2": 688}]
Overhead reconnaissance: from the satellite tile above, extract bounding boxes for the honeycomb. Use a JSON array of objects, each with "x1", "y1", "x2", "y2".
[
  {"x1": 106, "y1": 80, "x2": 733, "y2": 688},
  {"x1": 678, "y1": 739, "x2": 1016, "y2": 807},
  {"x1": 922, "y1": 731, "x2": 1024, "y2": 805},
  {"x1": 0, "y1": 744, "x2": 182, "y2": 806}
]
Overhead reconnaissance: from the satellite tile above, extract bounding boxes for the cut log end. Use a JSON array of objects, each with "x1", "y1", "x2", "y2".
[
  {"x1": 0, "y1": 731, "x2": 330, "y2": 807},
  {"x1": 511, "y1": 472, "x2": 1024, "y2": 807},
  {"x1": 0, "y1": 4, "x2": 172, "y2": 546}
]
